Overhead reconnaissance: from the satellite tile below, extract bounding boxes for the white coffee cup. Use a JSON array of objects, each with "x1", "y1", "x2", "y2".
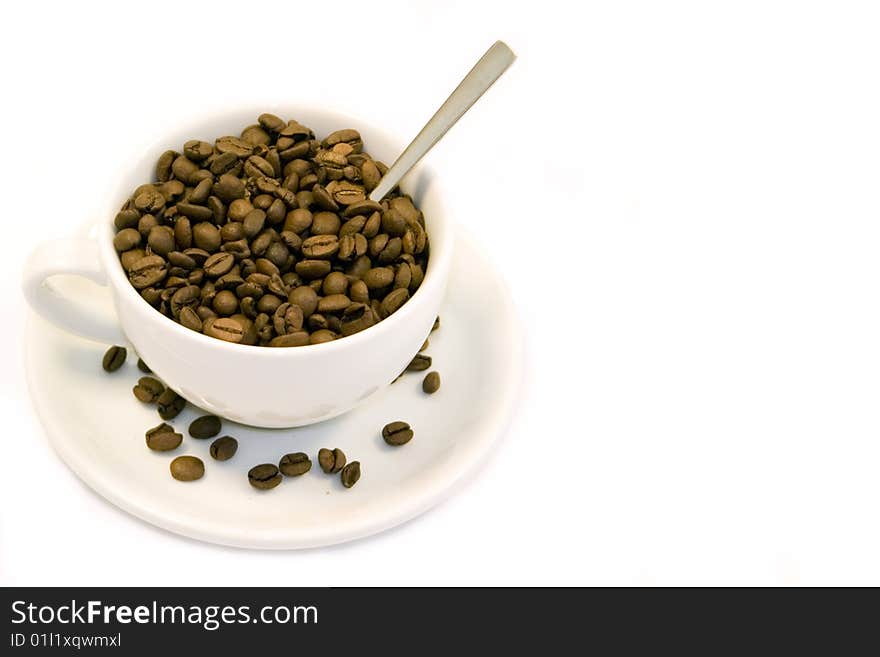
[{"x1": 22, "y1": 107, "x2": 453, "y2": 428}]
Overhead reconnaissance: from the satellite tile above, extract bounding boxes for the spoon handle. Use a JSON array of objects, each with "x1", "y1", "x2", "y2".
[{"x1": 368, "y1": 40, "x2": 516, "y2": 202}]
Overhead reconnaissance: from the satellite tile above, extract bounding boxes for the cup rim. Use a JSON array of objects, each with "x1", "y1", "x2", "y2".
[{"x1": 99, "y1": 105, "x2": 452, "y2": 357}]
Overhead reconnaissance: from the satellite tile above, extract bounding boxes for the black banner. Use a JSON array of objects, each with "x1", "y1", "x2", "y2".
[{"x1": 0, "y1": 587, "x2": 872, "y2": 651}]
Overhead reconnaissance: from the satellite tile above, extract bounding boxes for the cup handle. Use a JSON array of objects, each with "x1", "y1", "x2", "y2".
[{"x1": 22, "y1": 238, "x2": 125, "y2": 343}]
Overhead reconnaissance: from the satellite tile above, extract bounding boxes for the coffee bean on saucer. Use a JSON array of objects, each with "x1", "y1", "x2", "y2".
[
  {"x1": 133, "y1": 376, "x2": 165, "y2": 403},
  {"x1": 209, "y1": 436, "x2": 238, "y2": 461},
  {"x1": 422, "y1": 371, "x2": 441, "y2": 394},
  {"x1": 189, "y1": 415, "x2": 221, "y2": 439},
  {"x1": 248, "y1": 464, "x2": 282, "y2": 490},
  {"x1": 279, "y1": 452, "x2": 312, "y2": 476},
  {"x1": 102, "y1": 345, "x2": 127, "y2": 372},
  {"x1": 432, "y1": 316, "x2": 440, "y2": 332},
  {"x1": 382, "y1": 421, "x2": 414, "y2": 446},
  {"x1": 341, "y1": 461, "x2": 361, "y2": 488},
  {"x1": 157, "y1": 389, "x2": 186, "y2": 420},
  {"x1": 145, "y1": 423, "x2": 183, "y2": 451},
  {"x1": 136, "y1": 357, "x2": 152, "y2": 373},
  {"x1": 419, "y1": 339, "x2": 429, "y2": 352},
  {"x1": 405, "y1": 354, "x2": 431, "y2": 372},
  {"x1": 170, "y1": 456, "x2": 205, "y2": 481},
  {"x1": 318, "y1": 447, "x2": 346, "y2": 474}
]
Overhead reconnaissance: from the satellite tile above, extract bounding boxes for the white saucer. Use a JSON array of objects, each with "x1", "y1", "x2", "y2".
[{"x1": 24, "y1": 229, "x2": 522, "y2": 549}]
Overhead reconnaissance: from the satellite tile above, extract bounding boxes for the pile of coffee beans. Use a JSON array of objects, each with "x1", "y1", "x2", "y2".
[
  {"x1": 101, "y1": 311, "x2": 442, "y2": 491},
  {"x1": 112, "y1": 114, "x2": 430, "y2": 347}
]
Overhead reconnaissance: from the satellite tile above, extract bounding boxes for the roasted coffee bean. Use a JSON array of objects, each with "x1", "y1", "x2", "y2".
[
  {"x1": 279, "y1": 452, "x2": 312, "y2": 477},
  {"x1": 295, "y1": 259, "x2": 332, "y2": 279},
  {"x1": 332, "y1": 181, "x2": 366, "y2": 206},
  {"x1": 156, "y1": 150, "x2": 177, "y2": 182},
  {"x1": 363, "y1": 211, "x2": 381, "y2": 238},
  {"x1": 179, "y1": 306, "x2": 203, "y2": 331},
  {"x1": 284, "y1": 208, "x2": 313, "y2": 233},
  {"x1": 301, "y1": 234, "x2": 339, "y2": 259},
  {"x1": 170, "y1": 285, "x2": 200, "y2": 317},
  {"x1": 382, "y1": 421, "x2": 414, "y2": 446},
  {"x1": 369, "y1": 234, "x2": 389, "y2": 258},
  {"x1": 263, "y1": 197, "x2": 285, "y2": 224},
  {"x1": 321, "y1": 271, "x2": 348, "y2": 295},
  {"x1": 289, "y1": 286, "x2": 318, "y2": 316},
  {"x1": 170, "y1": 456, "x2": 204, "y2": 481},
  {"x1": 171, "y1": 155, "x2": 200, "y2": 184},
  {"x1": 340, "y1": 461, "x2": 361, "y2": 488},
  {"x1": 340, "y1": 303, "x2": 375, "y2": 336},
  {"x1": 204, "y1": 317, "x2": 245, "y2": 342},
  {"x1": 221, "y1": 221, "x2": 245, "y2": 242},
  {"x1": 242, "y1": 125, "x2": 271, "y2": 147},
  {"x1": 138, "y1": 214, "x2": 159, "y2": 238},
  {"x1": 406, "y1": 354, "x2": 432, "y2": 372},
  {"x1": 420, "y1": 339, "x2": 429, "y2": 352},
  {"x1": 147, "y1": 226, "x2": 174, "y2": 256},
  {"x1": 120, "y1": 249, "x2": 145, "y2": 271},
  {"x1": 310, "y1": 329, "x2": 337, "y2": 344},
  {"x1": 212, "y1": 290, "x2": 239, "y2": 315},
  {"x1": 146, "y1": 422, "x2": 182, "y2": 451},
  {"x1": 190, "y1": 177, "x2": 213, "y2": 204},
  {"x1": 242, "y1": 209, "x2": 267, "y2": 237},
  {"x1": 256, "y1": 293, "x2": 282, "y2": 314},
  {"x1": 245, "y1": 155, "x2": 274, "y2": 178},
  {"x1": 378, "y1": 237, "x2": 403, "y2": 265},
  {"x1": 264, "y1": 241, "x2": 289, "y2": 267},
  {"x1": 394, "y1": 262, "x2": 412, "y2": 289},
  {"x1": 228, "y1": 199, "x2": 254, "y2": 221},
  {"x1": 113, "y1": 228, "x2": 141, "y2": 252},
  {"x1": 133, "y1": 376, "x2": 164, "y2": 403},
  {"x1": 137, "y1": 357, "x2": 152, "y2": 373},
  {"x1": 204, "y1": 252, "x2": 235, "y2": 277},
  {"x1": 114, "y1": 208, "x2": 141, "y2": 231},
  {"x1": 258, "y1": 113, "x2": 285, "y2": 132},
  {"x1": 212, "y1": 172, "x2": 245, "y2": 201},
  {"x1": 209, "y1": 436, "x2": 238, "y2": 461},
  {"x1": 248, "y1": 463, "x2": 282, "y2": 490},
  {"x1": 311, "y1": 211, "x2": 341, "y2": 235},
  {"x1": 157, "y1": 389, "x2": 186, "y2": 420},
  {"x1": 193, "y1": 222, "x2": 221, "y2": 251},
  {"x1": 364, "y1": 267, "x2": 394, "y2": 290},
  {"x1": 189, "y1": 415, "x2": 221, "y2": 439},
  {"x1": 173, "y1": 217, "x2": 193, "y2": 249},
  {"x1": 273, "y1": 302, "x2": 304, "y2": 334},
  {"x1": 222, "y1": 239, "x2": 252, "y2": 259},
  {"x1": 177, "y1": 202, "x2": 213, "y2": 221},
  {"x1": 343, "y1": 199, "x2": 382, "y2": 218},
  {"x1": 381, "y1": 288, "x2": 409, "y2": 316},
  {"x1": 318, "y1": 447, "x2": 346, "y2": 474},
  {"x1": 324, "y1": 128, "x2": 363, "y2": 150},
  {"x1": 308, "y1": 313, "x2": 328, "y2": 331},
  {"x1": 216, "y1": 135, "x2": 254, "y2": 158},
  {"x1": 134, "y1": 188, "x2": 165, "y2": 213},
  {"x1": 312, "y1": 184, "x2": 339, "y2": 211},
  {"x1": 183, "y1": 140, "x2": 213, "y2": 161},
  {"x1": 349, "y1": 279, "x2": 369, "y2": 304},
  {"x1": 102, "y1": 345, "x2": 127, "y2": 372},
  {"x1": 422, "y1": 371, "x2": 441, "y2": 394},
  {"x1": 361, "y1": 160, "x2": 381, "y2": 191},
  {"x1": 268, "y1": 331, "x2": 309, "y2": 347},
  {"x1": 317, "y1": 294, "x2": 350, "y2": 314}
]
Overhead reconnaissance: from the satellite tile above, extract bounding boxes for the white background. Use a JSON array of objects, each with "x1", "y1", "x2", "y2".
[{"x1": 2, "y1": 0, "x2": 880, "y2": 586}]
